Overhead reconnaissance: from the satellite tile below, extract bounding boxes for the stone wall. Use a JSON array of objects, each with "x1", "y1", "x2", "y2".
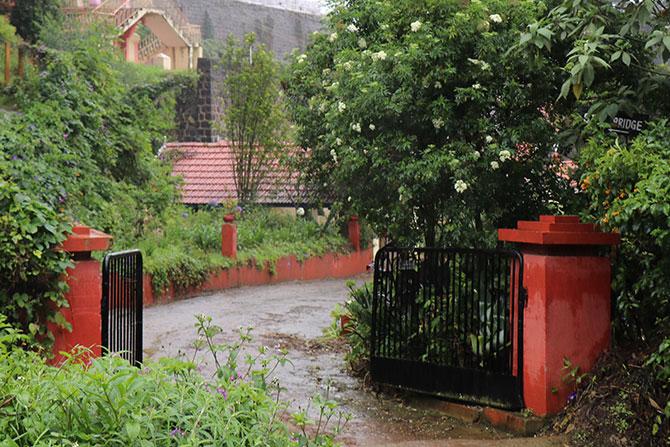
[
  {"x1": 176, "y1": 58, "x2": 223, "y2": 142},
  {"x1": 177, "y1": 0, "x2": 323, "y2": 60}
]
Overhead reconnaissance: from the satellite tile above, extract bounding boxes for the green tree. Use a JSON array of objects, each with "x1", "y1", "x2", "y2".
[
  {"x1": 216, "y1": 34, "x2": 290, "y2": 205},
  {"x1": 0, "y1": 15, "x2": 16, "y2": 43},
  {"x1": 286, "y1": 0, "x2": 565, "y2": 246},
  {"x1": 10, "y1": 0, "x2": 61, "y2": 44}
]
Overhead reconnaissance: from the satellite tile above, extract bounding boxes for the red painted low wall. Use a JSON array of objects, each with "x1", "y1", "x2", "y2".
[{"x1": 143, "y1": 248, "x2": 373, "y2": 306}]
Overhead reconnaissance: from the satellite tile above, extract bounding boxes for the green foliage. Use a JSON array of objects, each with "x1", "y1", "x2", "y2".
[
  {"x1": 0, "y1": 165, "x2": 72, "y2": 345},
  {"x1": 579, "y1": 121, "x2": 670, "y2": 341},
  {"x1": 0, "y1": 314, "x2": 344, "y2": 446},
  {"x1": 0, "y1": 15, "x2": 17, "y2": 43},
  {"x1": 286, "y1": 0, "x2": 565, "y2": 246},
  {"x1": 338, "y1": 281, "x2": 373, "y2": 372},
  {"x1": 0, "y1": 27, "x2": 186, "y2": 342},
  {"x1": 516, "y1": 0, "x2": 670, "y2": 123},
  {"x1": 10, "y1": 0, "x2": 60, "y2": 43},
  {"x1": 216, "y1": 34, "x2": 291, "y2": 205},
  {"x1": 135, "y1": 207, "x2": 348, "y2": 294}
]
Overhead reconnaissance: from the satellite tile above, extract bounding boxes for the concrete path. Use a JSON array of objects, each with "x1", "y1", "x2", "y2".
[{"x1": 143, "y1": 278, "x2": 563, "y2": 446}]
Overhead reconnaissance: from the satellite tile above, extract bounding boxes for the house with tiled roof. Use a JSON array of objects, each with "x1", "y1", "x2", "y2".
[{"x1": 164, "y1": 141, "x2": 308, "y2": 207}]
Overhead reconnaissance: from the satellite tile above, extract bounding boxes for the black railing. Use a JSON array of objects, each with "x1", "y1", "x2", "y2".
[
  {"x1": 102, "y1": 250, "x2": 143, "y2": 366},
  {"x1": 371, "y1": 246, "x2": 525, "y2": 409}
]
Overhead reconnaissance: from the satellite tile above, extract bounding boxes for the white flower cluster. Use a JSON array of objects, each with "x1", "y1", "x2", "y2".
[
  {"x1": 338, "y1": 101, "x2": 347, "y2": 113},
  {"x1": 489, "y1": 14, "x2": 503, "y2": 23},
  {"x1": 410, "y1": 21, "x2": 422, "y2": 32},
  {"x1": 485, "y1": 135, "x2": 494, "y2": 144},
  {"x1": 297, "y1": 54, "x2": 307, "y2": 64},
  {"x1": 342, "y1": 61, "x2": 353, "y2": 71},
  {"x1": 499, "y1": 150, "x2": 512, "y2": 162},
  {"x1": 335, "y1": 138, "x2": 343, "y2": 146},
  {"x1": 432, "y1": 118, "x2": 445, "y2": 129},
  {"x1": 369, "y1": 124, "x2": 376, "y2": 131},
  {"x1": 467, "y1": 58, "x2": 491, "y2": 71},
  {"x1": 296, "y1": 207, "x2": 305, "y2": 217},
  {"x1": 473, "y1": 150, "x2": 481, "y2": 159},
  {"x1": 330, "y1": 149, "x2": 338, "y2": 163},
  {"x1": 454, "y1": 180, "x2": 468, "y2": 193},
  {"x1": 351, "y1": 122, "x2": 362, "y2": 133},
  {"x1": 329, "y1": 32, "x2": 338, "y2": 42},
  {"x1": 472, "y1": 83, "x2": 481, "y2": 90},
  {"x1": 358, "y1": 38, "x2": 367, "y2": 48},
  {"x1": 347, "y1": 24, "x2": 359, "y2": 33},
  {"x1": 490, "y1": 161, "x2": 500, "y2": 170},
  {"x1": 371, "y1": 50, "x2": 387, "y2": 61}
]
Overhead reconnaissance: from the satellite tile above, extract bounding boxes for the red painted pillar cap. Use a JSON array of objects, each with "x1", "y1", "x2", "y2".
[
  {"x1": 60, "y1": 224, "x2": 112, "y2": 253},
  {"x1": 224, "y1": 214, "x2": 235, "y2": 223},
  {"x1": 498, "y1": 215, "x2": 620, "y2": 246}
]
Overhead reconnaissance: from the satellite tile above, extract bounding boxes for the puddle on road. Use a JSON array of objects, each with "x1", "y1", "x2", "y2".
[{"x1": 259, "y1": 332, "x2": 512, "y2": 446}]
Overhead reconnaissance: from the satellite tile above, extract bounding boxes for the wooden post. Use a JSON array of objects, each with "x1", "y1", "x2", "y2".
[{"x1": 4, "y1": 42, "x2": 10, "y2": 85}]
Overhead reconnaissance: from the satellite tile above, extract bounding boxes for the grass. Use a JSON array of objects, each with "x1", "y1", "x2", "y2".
[{"x1": 133, "y1": 206, "x2": 349, "y2": 293}]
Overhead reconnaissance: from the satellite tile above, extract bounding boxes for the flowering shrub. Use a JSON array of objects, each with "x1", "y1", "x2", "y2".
[{"x1": 286, "y1": 0, "x2": 565, "y2": 246}]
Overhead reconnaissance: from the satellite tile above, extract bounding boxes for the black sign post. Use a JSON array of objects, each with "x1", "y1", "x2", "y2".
[{"x1": 608, "y1": 114, "x2": 648, "y2": 144}]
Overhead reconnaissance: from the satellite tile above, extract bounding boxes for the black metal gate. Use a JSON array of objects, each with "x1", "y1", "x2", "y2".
[
  {"x1": 371, "y1": 247, "x2": 525, "y2": 409},
  {"x1": 102, "y1": 250, "x2": 143, "y2": 366}
]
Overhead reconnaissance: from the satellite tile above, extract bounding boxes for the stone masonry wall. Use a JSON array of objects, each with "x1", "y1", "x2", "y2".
[
  {"x1": 177, "y1": 0, "x2": 323, "y2": 60},
  {"x1": 176, "y1": 58, "x2": 223, "y2": 142}
]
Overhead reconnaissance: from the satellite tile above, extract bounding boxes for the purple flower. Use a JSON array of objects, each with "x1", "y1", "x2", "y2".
[
  {"x1": 11, "y1": 155, "x2": 18, "y2": 161},
  {"x1": 235, "y1": 205, "x2": 243, "y2": 213},
  {"x1": 567, "y1": 391, "x2": 577, "y2": 403},
  {"x1": 170, "y1": 427, "x2": 185, "y2": 437},
  {"x1": 217, "y1": 387, "x2": 228, "y2": 400},
  {"x1": 63, "y1": 132, "x2": 69, "y2": 140}
]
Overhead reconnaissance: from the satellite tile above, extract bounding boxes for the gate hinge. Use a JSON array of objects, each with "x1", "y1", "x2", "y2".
[{"x1": 520, "y1": 287, "x2": 528, "y2": 308}]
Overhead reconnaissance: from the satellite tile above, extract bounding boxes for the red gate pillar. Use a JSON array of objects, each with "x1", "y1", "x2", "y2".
[
  {"x1": 498, "y1": 215, "x2": 620, "y2": 416},
  {"x1": 221, "y1": 214, "x2": 237, "y2": 259},
  {"x1": 51, "y1": 225, "x2": 112, "y2": 364}
]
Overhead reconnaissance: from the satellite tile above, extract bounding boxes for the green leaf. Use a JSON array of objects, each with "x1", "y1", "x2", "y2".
[{"x1": 621, "y1": 52, "x2": 631, "y2": 66}]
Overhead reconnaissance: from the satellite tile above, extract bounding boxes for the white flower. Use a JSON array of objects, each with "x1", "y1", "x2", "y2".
[
  {"x1": 434, "y1": 81, "x2": 443, "y2": 89},
  {"x1": 347, "y1": 196, "x2": 352, "y2": 202},
  {"x1": 473, "y1": 151, "x2": 481, "y2": 159},
  {"x1": 480, "y1": 61, "x2": 491, "y2": 71},
  {"x1": 296, "y1": 207, "x2": 305, "y2": 217},
  {"x1": 371, "y1": 50, "x2": 387, "y2": 61},
  {"x1": 485, "y1": 135, "x2": 494, "y2": 144},
  {"x1": 335, "y1": 138, "x2": 343, "y2": 146},
  {"x1": 410, "y1": 20, "x2": 422, "y2": 32},
  {"x1": 369, "y1": 124, "x2": 376, "y2": 131},
  {"x1": 329, "y1": 81, "x2": 339, "y2": 90},
  {"x1": 342, "y1": 61, "x2": 353, "y2": 71},
  {"x1": 454, "y1": 180, "x2": 468, "y2": 193},
  {"x1": 499, "y1": 150, "x2": 512, "y2": 162},
  {"x1": 322, "y1": 68, "x2": 331, "y2": 76},
  {"x1": 351, "y1": 122, "x2": 362, "y2": 133},
  {"x1": 318, "y1": 102, "x2": 327, "y2": 113},
  {"x1": 358, "y1": 38, "x2": 367, "y2": 48},
  {"x1": 489, "y1": 14, "x2": 503, "y2": 23},
  {"x1": 468, "y1": 58, "x2": 491, "y2": 71},
  {"x1": 490, "y1": 161, "x2": 500, "y2": 170},
  {"x1": 472, "y1": 83, "x2": 481, "y2": 90},
  {"x1": 330, "y1": 149, "x2": 338, "y2": 162},
  {"x1": 329, "y1": 32, "x2": 338, "y2": 42},
  {"x1": 381, "y1": 23, "x2": 389, "y2": 30},
  {"x1": 338, "y1": 101, "x2": 347, "y2": 113},
  {"x1": 432, "y1": 118, "x2": 445, "y2": 129},
  {"x1": 297, "y1": 54, "x2": 307, "y2": 64},
  {"x1": 347, "y1": 24, "x2": 359, "y2": 33}
]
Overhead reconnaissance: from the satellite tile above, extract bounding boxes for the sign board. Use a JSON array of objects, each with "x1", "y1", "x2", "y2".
[{"x1": 608, "y1": 114, "x2": 648, "y2": 140}]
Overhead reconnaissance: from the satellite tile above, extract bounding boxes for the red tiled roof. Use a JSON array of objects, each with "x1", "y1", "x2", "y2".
[{"x1": 164, "y1": 141, "x2": 305, "y2": 206}]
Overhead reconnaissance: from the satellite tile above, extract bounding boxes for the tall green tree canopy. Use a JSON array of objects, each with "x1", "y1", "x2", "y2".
[
  {"x1": 216, "y1": 34, "x2": 290, "y2": 205},
  {"x1": 286, "y1": 0, "x2": 565, "y2": 246},
  {"x1": 10, "y1": 0, "x2": 61, "y2": 43}
]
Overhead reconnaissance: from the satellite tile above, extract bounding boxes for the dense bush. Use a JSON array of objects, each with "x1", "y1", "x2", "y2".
[
  {"x1": 286, "y1": 0, "x2": 565, "y2": 247},
  {"x1": 580, "y1": 121, "x2": 670, "y2": 343},
  {"x1": 0, "y1": 314, "x2": 346, "y2": 446},
  {"x1": 0, "y1": 29, "x2": 189, "y2": 340}
]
